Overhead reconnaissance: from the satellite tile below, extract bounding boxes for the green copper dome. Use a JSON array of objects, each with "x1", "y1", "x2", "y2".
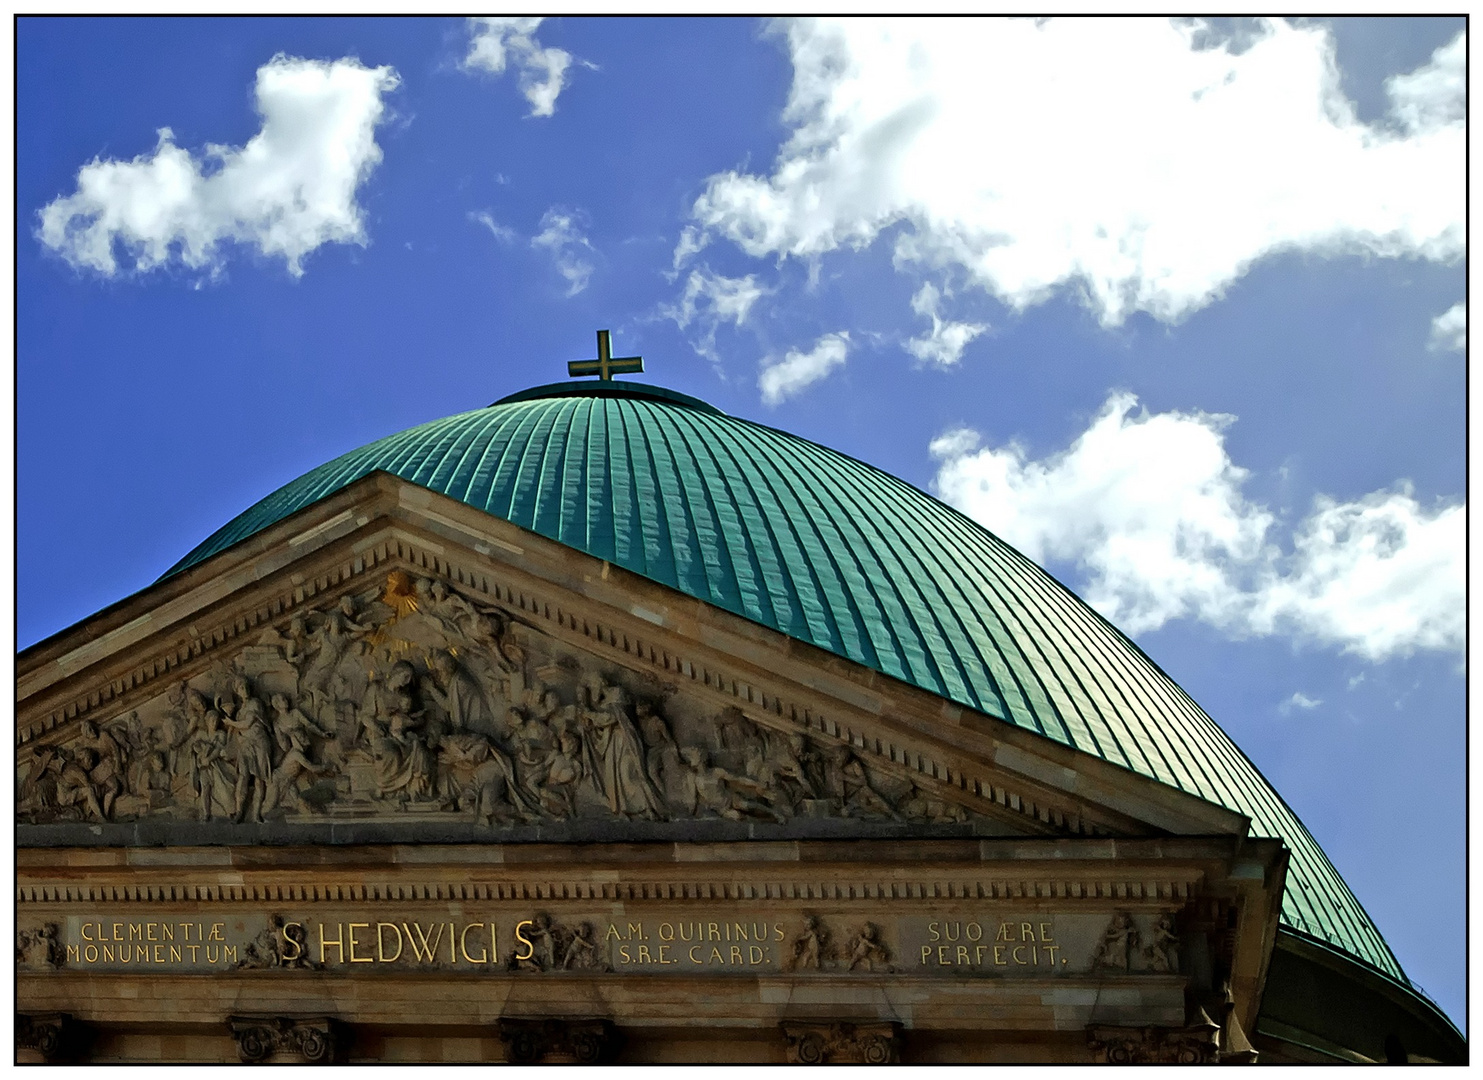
[{"x1": 167, "y1": 381, "x2": 1406, "y2": 987}]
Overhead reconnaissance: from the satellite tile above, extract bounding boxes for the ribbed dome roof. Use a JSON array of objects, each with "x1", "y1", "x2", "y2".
[{"x1": 168, "y1": 381, "x2": 1405, "y2": 985}]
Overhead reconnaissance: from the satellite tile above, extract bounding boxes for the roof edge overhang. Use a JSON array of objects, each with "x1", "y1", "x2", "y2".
[{"x1": 1257, "y1": 928, "x2": 1465, "y2": 1062}]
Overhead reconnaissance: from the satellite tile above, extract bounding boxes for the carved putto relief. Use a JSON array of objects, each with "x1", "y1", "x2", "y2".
[
  {"x1": 17, "y1": 924, "x2": 62, "y2": 970},
  {"x1": 18, "y1": 571, "x2": 981, "y2": 831},
  {"x1": 506, "y1": 912, "x2": 611, "y2": 973}
]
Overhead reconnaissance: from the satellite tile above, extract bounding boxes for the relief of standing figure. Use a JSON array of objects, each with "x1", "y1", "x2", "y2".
[
  {"x1": 264, "y1": 692, "x2": 335, "y2": 813},
  {"x1": 220, "y1": 676, "x2": 274, "y2": 823},
  {"x1": 580, "y1": 678, "x2": 665, "y2": 820},
  {"x1": 1092, "y1": 912, "x2": 1139, "y2": 972}
]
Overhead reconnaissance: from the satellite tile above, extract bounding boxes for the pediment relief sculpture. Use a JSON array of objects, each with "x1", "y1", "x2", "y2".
[{"x1": 17, "y1": 571, "x2": 988, "y2": 834}]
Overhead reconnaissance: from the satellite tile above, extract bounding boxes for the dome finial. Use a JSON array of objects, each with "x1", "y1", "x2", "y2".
[{"x1": 567, "y1": 329, "x2": 643, "y2": 382}]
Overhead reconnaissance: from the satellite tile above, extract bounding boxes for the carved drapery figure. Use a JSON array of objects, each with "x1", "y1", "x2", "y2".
[
  {"x1": 510, "y1": 912, "x2": 559, "y2": 972},
  {"x1": 18, "y1": 746, "x2": 60, "y2": 820},
  {"x1": 264, "y1": 693, "x2": 334, "y2": 813},
  {"x1": 561, "y1": 922, "x2": 604, "y2": 971},
  {"x1": 681, "y1": 747, "x2": 785, "y2": 823},
  {"x1": 185, "y1": 689, "x2": 232, "y2": 821},
  {"x1": 360, "y1": 661, "x2": 435, "y2": 803},
  {"x1": 823, "y1": 744, "x2": 900, "y2": 821},
  {"x1": 1092, "y1": 912, "x2": 1139, "y2": 972},
  {"x1": 74, "y1": 720, "x2": 124, "y2": 820},
  {"x1": 636, "y1": 703, "x2": 681, "y2": 799},
  {"x1": 440, "y1": 732, "x2": 528, "y2": 824},
  {"x1": 423, "y1": 649, "x2": 495, "y2": 736},
  {"x1": 299, "y1": 596, "x2": 371, "y2": 722},
  {"x1": 581, "y1": 678, "x2": 665, "y2": 820},
  {"x1": 221, "y1": 677, "x2": 274, "y2": 823},
  {"x1": 54, "y1": 747, "x2": 107, "y2": 822}
]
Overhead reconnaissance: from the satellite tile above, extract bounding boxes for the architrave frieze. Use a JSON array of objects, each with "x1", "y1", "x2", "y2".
[
  {"x1": 17, "y1": 835, "x2": 1285, "y2": 1041},
  {"x1": 19, "y1": 474, "x2": 1251, "y2": 846}
]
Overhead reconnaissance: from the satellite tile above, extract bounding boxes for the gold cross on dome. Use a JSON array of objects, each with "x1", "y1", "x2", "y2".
[{"x1": 567, "y1": 329, "x2": 643, "y2": 381}]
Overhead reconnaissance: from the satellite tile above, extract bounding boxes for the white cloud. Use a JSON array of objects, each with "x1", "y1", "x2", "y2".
[
  {"x1": 689, "y1": 19, "x2": 1465, "y2": 328},
  {"x1": 1429, "y1": 302, "x2": 1465, "y2": 351},
  {"x1": 930, "y1": 393, "x2": 1463, "y2": 660},
  {"x1": 469, "y1": 210, "x2": 517, "y2": 244},
  {"x1": 531, "y1": 208, "x2": 596, "y2": 295},
  {"x1": 905, "y1": 282, "x2": 988, "y2": 366},
  {"x1": 931, "y1": 394, "x2": 1270, "y2": 633},
  {"x1": 464, "y1": 17, "x2": 589, "y2": 118},
  {"x1": 37, "y1": 55, "x2": 399, "y2": 279},
  {"x1": 1386, "y1": 31, "x2": 1467, "y2": 133},
  {"x1": 1251, "y1": 488, "x2": 1465, "y2": 661},
  {"x1": 1279, "y1": 691, "x2": 1323, "y2": 714},
  {"x1": 760, "y1": 331, "x2": 850, "y2": 405},
  {"x1": 663, "y1": 267, "x2": 768, "y2": 361}
]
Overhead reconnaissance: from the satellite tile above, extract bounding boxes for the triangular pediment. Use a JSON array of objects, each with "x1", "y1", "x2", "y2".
[{"x1": 17, "y1": 473, "x2": 1248, "y2": 845}]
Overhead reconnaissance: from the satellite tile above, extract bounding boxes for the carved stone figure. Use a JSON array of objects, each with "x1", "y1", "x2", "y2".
[
  {"x1": 185, "y1": 689, "x2": 232, "y2": 821},
  {"x1": 236, "y1": 915, "x2": 289, "y2": 970},
  {"x1": 581, "y1": 678, "x2": 665, "y2": 819},
  {"x1": 121, "y1": 749, "x2": 171, "y2": 814},
  {"x1": 221, "y1": 677, "x2": 274, "y2": 823},
  {"x1": 257, "y1": 615, "x2": 313, "y2": 671},
  {"x1": 425, "y1": 579, "x2": 484, "y2": 641},
  {"x1": 1144, "y1": 913, "x2": 1179, "y2": 973},
  {"x1": 718, "y1": 708, "x2": 767, "y2": 778},
  {"x1": 535, "y1": 731, "x2": 585, "y2": 818},
  {"x1": 507, "y1": 913, "x2": 610, "y2": 974},
  {"x1": 561, "y1": 922, "x2": 604, "y2": 971},
  {"x1": 897, "y1": 785, "x2": 969, "y2": 824},
  {"x1": 361, "y1": 662, "x2": 435, "y2": 803},
  {"x1": 441, "y1": 732, "x2": 527, "y2": 824},
  {"x1": 787, "y1": 915, "x2": 831, "y2": 971},
  {"x1": 54, "y1": 747, "x2": 107, "y2": 822},
  {"x1": 510, "y1": 912, "x2": 559, "y2": 971},
  {"x1": 263, "y1": 693, "x2": 335, "y2": 813},
  {"x1": 1092, "y1": 912, "x2": 1139, "y2": 972},
  {"x1": 423, "y1": 649, "x2": 496, "y2": 736},
  {"x1": 18, "y1": 746, "x2": 60, "y2": 820},
  {"x1": 758, "y1": 728, "x2": 817, "y2": 802},
  {"x1": 17, "y1": 924, "x2": 62, "y2": 969},
  {"x1": 822, "y1": 744, "x2": 900, "y2": 821},
  {"x1": 845, "y1": 922, "x2": 891, "y2": 972},
  {"x1": 300, "y1": 596, "x2": 372, "y2": 721},
  {"x1": 681, "y1": 747, "x2": 786, "y2": 823},
  {"x1": 74, "y1": 720, "x2": 125, "y2": 820}
]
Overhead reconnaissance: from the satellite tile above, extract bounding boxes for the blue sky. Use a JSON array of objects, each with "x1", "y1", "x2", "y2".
[{"x1": 17, "y1": 17, "x2": 1466, "y2": 1025}]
